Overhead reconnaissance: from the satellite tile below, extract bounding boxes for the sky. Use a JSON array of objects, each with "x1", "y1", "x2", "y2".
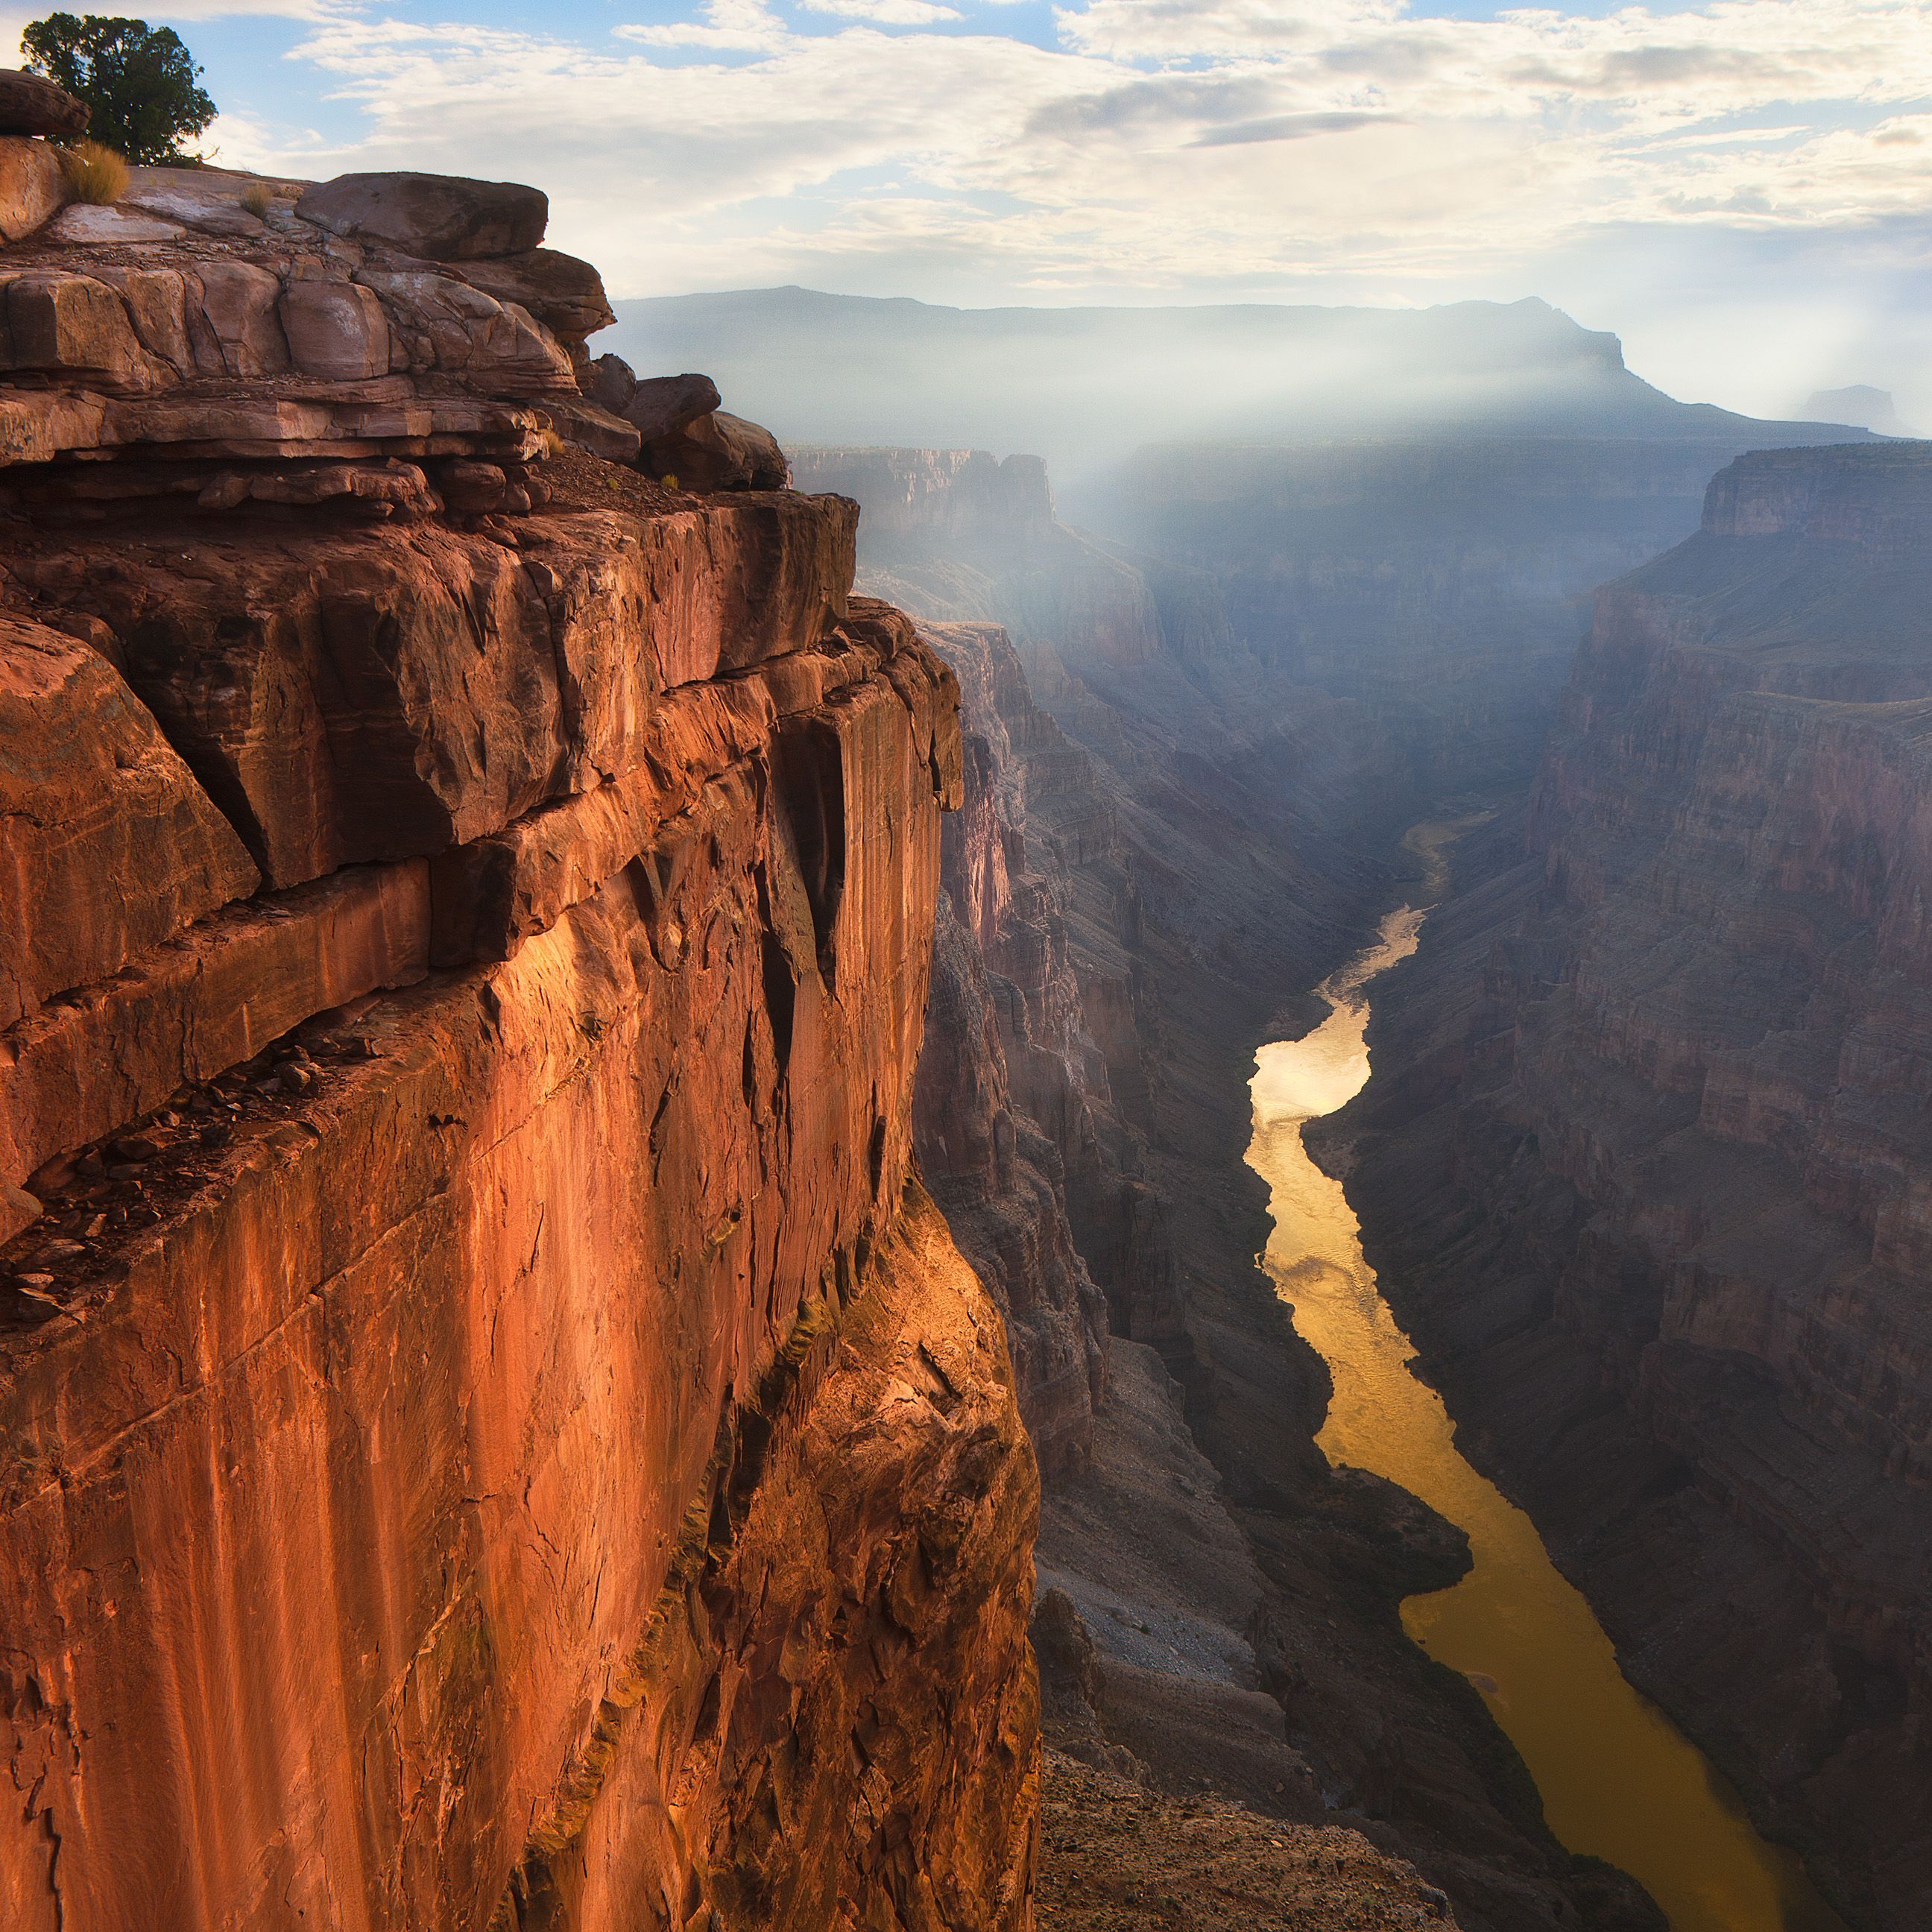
[{"x1": 9, "y1": 0, "x2": 1930, "y2": 423}]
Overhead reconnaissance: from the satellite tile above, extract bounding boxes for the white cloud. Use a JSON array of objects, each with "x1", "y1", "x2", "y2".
[
  {"x1": 799, "y1": 0, "x2": 964, "y2": 23},
  {"x1": 215, "y1": 0, "x2": 1932, "y2": 420}
]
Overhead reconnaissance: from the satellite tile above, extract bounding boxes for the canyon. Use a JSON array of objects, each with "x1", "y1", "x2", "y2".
[
  {"x1": 1, "y1": 93, "x2": 1925, "y2": 1932},
  {"x1": 1328, "y1": 442, "x2": 1932, "y2": 1931}
]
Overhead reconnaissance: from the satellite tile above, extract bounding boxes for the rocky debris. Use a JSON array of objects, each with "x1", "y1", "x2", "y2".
[
  {"x1": 1, "y1": 1020, "x2": 387, "y2": 1301},
  {"x1": 0, "y1": 69, "x2": 87, "y2": 140},
  {"x1": 1332, "y1": 441, "x2": 1932, "y2": 1930},
  {"x1": 1039, "y1": 1749, "x2": 1461, "y2": 1930},
  {"x1": 293, "y1": 169, "x2": 548, "y2": 260},
  {"x1": 0, "y1": 136, "x2": 67, "y2": 244}
]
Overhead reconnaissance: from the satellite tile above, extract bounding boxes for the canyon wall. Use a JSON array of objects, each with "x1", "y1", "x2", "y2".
[
  {"x1": 1100, "y1": 433, "x2": 1865, "y2": 798},
  {"x1": 1329, "y1": 442, "x2": 1932, "y2": 1931},
  {"x1": 818, "y1": 450, "x2": 1668, "y2": 1931},
  {"x1": 0, "y1": 160, "x2": 1039, "y2": 1932}
]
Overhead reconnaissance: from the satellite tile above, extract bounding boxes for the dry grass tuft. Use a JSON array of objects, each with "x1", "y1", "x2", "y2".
[
  {"x1": 58, "y1": 141, "x2": 129, "y2": 206},
  {"x1": 239, "y1": 180, "x2": 274, "y2": 218}
]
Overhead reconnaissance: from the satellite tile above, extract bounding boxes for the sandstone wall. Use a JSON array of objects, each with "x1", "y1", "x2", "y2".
[
  {"x1": 0, "y1": 170, "x2": 1038, "y2": 1932},
  {"x1": 1331, "y1": 442, "x2": 1932, "y2": 1931}
]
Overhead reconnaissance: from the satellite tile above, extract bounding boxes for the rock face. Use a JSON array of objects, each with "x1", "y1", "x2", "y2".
[
  {"x1": 912, "y1": 620, "x2": 1115, "y2": 1477},
  {"x1": 0, "y1": 174, "x2": 1040, "y2": 1932},
  {"x1": 1330, "y1": 442, "x2": 1932, "y2": 1931}
]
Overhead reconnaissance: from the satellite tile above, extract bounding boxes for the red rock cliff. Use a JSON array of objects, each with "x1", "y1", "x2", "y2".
[{"x1": 0, "y1": 159, "x2": 1037, "y2": 1932}]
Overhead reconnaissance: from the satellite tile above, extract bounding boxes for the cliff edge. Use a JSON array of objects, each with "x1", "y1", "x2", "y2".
[{"x1": 0, "y1": 145, "x2": 1038, "y2": 1932}]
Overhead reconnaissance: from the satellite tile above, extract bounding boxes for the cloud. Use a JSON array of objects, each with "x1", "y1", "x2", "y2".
[
  {"x1": 218, "y1": 0, "x2": 1932, "y2": 420},
  {"x1": 1189, "y1": 110, "x2": 1395, "y2": 148},
  {"x1": 799, "y1": 0, "x2": 963, "y2": 22}
]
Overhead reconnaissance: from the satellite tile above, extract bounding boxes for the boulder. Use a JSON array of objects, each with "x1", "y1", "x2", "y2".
[
  {"x1": 122, "y1": 182, "x2": 266, "y2": 239},
  {"x1": 534, "y1": 395, "x2": 641, "y2": 464},
  {"x1": 0, "y1": 69, "x2": 87, "y2": 140},
  {"x1": 643, "y1": 408, "x2": 790, "y2": 493},
  {"x1": 622, "y1": 370, "x2": 720, "y2": 443},
  {"x1": 295, "y1": 171, "x2": 547, "y2": 262},
  {"x1": 0, "y1": 271, "x2": 163, "y2": 394},
  {"x1": 191, "y1": 259, "x2": 290, "y2": 377},
  {"x1": 583, "y1": 351, "x2": 637, "y2": 416},
  {"x1": 458, "y1": 249, "x2": 614, "y2": 346},
  {"x1": 359, "y1": 268, "x2": 575, "y2": 395},
  {"x1": 279, "y1": 279, "x2": 392, "y2": 380},
  {"x1": 0, "y1": 135, "x2": 66, "y2": 244}
]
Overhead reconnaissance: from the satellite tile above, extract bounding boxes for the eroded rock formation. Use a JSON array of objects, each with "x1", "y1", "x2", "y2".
[
  {"x1": 0, "y1": 162, "x2": 1040, "y2": 1932},
  {"x1": 1330, "y1": 442, "x2": 1932, "y2": 1931}
]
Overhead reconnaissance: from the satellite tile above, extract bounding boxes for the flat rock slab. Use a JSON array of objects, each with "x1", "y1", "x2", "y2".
[
  {"x1": 295, "y1": 171, "x2": 547, "y2": 261},
  {"x1": 44, "y1": 203, "x2": 186, "y2": 247}
]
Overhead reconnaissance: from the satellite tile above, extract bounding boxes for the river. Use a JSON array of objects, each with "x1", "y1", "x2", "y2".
[{"x1": 1245, "y1": 822, "x2": 1849, "y2": 1932}]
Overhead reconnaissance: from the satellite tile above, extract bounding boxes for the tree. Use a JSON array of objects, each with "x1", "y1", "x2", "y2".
[{"x1": 21, "y1": 13, "x2": 215, "y2": 164}]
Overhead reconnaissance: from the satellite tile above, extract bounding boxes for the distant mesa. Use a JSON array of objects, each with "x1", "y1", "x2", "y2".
[
  {"x1": 1803, "y1": 385, "x2": 1917, "y2": 438},
  {"x1": 610, "y1": 286, "x2": 1887, "y2": 490}
]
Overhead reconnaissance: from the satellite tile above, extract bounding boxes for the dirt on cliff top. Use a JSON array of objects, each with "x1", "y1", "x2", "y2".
[{"x1": 1039, "y1": 1749, "x2": 1459, "y2": 1931}]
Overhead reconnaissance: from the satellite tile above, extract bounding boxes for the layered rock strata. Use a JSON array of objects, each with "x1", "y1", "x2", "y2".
[
  {"x1": 0, "y1": 174, "x2": 1039, "y2": 1932},
  {"x1": 1330, "y1": 443, "x2": 1932, "y2": 1931}
]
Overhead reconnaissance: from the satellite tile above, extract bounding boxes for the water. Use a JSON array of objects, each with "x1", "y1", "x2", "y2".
[{"x1": 1244, "y1": 822, "x2": 1849, "y2": 1932}]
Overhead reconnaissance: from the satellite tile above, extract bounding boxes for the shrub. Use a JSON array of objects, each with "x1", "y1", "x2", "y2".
[
  {"x1": 57, "y1": 137, "x2": 127, "y2": 205},
  {"x1": 239, "y1": 180, "x2": 273, "y2": 218},
  {"x1": 23, "y1": 13, "x2": 216, "y2": 165}
]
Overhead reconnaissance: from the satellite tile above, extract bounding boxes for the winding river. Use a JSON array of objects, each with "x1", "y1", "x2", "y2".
[{"x1": 1245, "y1": 824, "x2": 1848, "y2": 1932}]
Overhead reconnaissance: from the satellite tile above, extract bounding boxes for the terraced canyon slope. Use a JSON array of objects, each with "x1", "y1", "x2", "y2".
[
  {"x1": 0, "y1": 148, "x2": 1041, "y2": 1932},
  {"x1": 1328, "y1": 442, "x2": 1932, "y2": 1931}
]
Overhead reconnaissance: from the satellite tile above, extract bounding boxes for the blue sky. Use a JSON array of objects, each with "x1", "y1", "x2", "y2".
[{"x1": 13, "y1": 0, "x2": 1929, "y2": 422}]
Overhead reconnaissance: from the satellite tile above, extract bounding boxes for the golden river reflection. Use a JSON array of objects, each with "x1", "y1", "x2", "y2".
[{"x1": 1245, "y1": 825, "x2": 1849, "y2": 1932}]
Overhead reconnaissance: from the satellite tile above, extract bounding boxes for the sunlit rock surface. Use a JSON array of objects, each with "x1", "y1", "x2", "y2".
[{"x1": 0, "y1": 168, "x2": 1040, "y2": 1932}]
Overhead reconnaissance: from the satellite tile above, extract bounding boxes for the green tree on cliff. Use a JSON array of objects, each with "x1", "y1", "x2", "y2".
[{"x1": 22, "y1": 13, "x2": 215, "y2": 163}]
